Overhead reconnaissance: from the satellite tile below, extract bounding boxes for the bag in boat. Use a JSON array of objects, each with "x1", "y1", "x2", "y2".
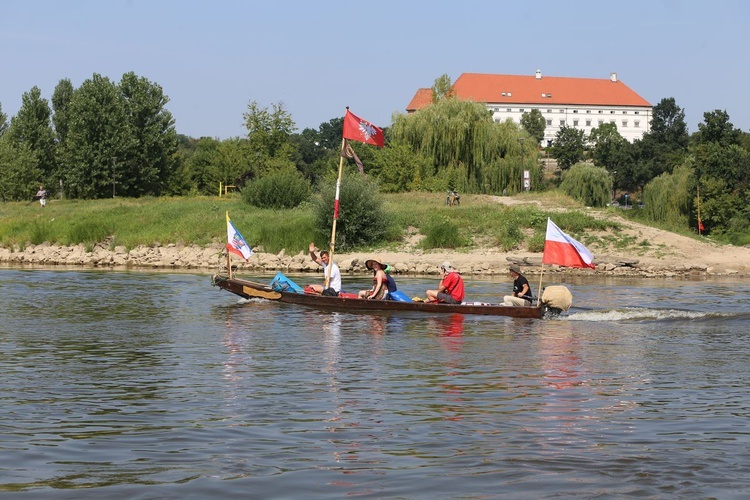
[
  {"x1": 387, "y1": 290, "x2": 412, "y2": 302},
  {"x1": 269, "y1": 272, "x2": 304, "y2": 294},
  {"x1": 541, "y1": 285, "x2": 573, "y2": 311}
]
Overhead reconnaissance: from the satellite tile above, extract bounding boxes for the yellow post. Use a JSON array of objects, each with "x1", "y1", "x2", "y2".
[{"x1": 219, "y1": 182, "x2": 222, "y2": 197}]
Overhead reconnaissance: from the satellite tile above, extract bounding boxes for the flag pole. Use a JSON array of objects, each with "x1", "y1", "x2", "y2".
[
  {"x1": 697, "y1": 182, "x2": 702, "y2": 236},
  {"x1": 536, "y1": 264, "x2": 544, "y2": 307},
  {"x1": 326, "y1": 135, "x2": 347, "y2": 288},
  {"x1": 225, "y1": 211, "x2": 232, "y2": 278}
]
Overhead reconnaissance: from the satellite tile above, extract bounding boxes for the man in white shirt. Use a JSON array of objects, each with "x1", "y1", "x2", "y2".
[{"x1": 307, "y1": 242, "x2": 341, "y2": 295}]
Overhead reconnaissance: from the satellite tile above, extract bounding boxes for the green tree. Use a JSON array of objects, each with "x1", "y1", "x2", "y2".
[
  {"x1": 520, "y1": 109, "x2": 545, "y2": 145},
  {"x1": 243, "y1": 100, "x2": 297, "y2": 158},
  {"x1": 118, "y1": 72, "x2": 178, "y2": 196},
  {"x1": 368, "y1": 141, "x2": 434, "y2": 193},
  {"x1": 58, "y1": 73, "x2": 130, "y2": 199},
  {"x1": 431, "y1": 74, "x2": 455, "y2": 102},
  {"x1": 0, "y1": 138, "x2": 42, "y2": 201},
  {"x1": 6, "y1": 86, "x2": 56, "y2": 181},
  {"x1": 291, "y1": 127, "x2": 328, "y2": 183},
  {"x1": 390, "y1": 98, "x2": 538, "y2": 194},
  {"x1": 630, "y1": 97, "x2": 690, "y2": 189},
  {"x1": 588, "y1": 122, "x2": 632, "y2": 195},
  {"x1": 214, "y1": 137, "x2": 255, "y2": 188},
  {"x1": 51, "y1": 78, "x2": 75, "y2": 146},
  {"x1": 0, "y1": 102, "x2": 8, "y2": 136},
  {"x1": 559, "y1": 162, "x2": 610, "y2": 207},
  {"x1": 186, "y1": 137, "x2": 221, "y2": 195},
  {"x1": 317, "y1": 117, "x2": 344, "y2": 149},
  {"x1": 641, "y1": 163, "x2": 693, "y2": 229},
  {"x1": 550, "y1": 125, "x2": 585, "y2": 170},
  {"x1": 695, "y1": 109, "x2": 741, "y2": 146}
]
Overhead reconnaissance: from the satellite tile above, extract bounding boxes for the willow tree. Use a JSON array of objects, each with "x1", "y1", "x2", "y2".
[
  {"x1": 389, "y1": 98, "x2": 538, "y2": 194},
  {"x1": 559, "y1": 162, "x2": 610, "y2": 207},
  {"x1": 641, "y1": 163, "x2": 693, "y2": 230}
]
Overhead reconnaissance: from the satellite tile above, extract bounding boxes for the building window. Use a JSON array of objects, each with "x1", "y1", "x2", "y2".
[
  {"x1": 635, "y1": 111, "x2": 640, "y2": 114},
  {"x1": 586, "y1": 110, "x2": 591, "y2": 113},
  {"x1": 586, "y1": 120, "x2": 591, "y2": 126},
  {"x1": 610, "y1": 120, "x2": 616, "y2": 124},
  {"x1": 547, "y1": 109, "x2": 552, "y2": 113},
  {"x1": 573, "y1": 110, "x2": 578, "y2": 113},
  {"x1": 573, "y1": 120, "x2": 579, "y2": 126},
  {"x1": 610, "y1": 110, "x2": 615, "y2": 114},
  {"x1": 547, "y1": 119, "x2": 552, "y2": 126},
  {"x1": 635, "y1": 121, "x2": 640, "y2": 128},
  {"x1": 598, "y1": 110, "x2": 603, "y2": 114},
  {"x1": 507, "y1": 108, "x2": 512, "y2": 112},
  {"x1": 519, "y1": 108, "x2": 525, "y2": 112},
  {"x1": 622, "y1": 120, "x2": 628, "y2": 127},
  {"x1": 598, "y1": 120, "x2": 604, "y2": 125},
  {"x1": 559, "y1": 119, "x2": 565, "y2": 126}
]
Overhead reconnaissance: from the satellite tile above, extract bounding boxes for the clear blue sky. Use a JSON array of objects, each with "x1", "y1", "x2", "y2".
[{"x1": 2, "y1": 0, "x2": 748, "y2": 139}]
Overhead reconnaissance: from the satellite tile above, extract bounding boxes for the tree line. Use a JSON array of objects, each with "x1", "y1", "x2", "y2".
[{"x1": 1, "y1": 72, "x2": 748, "y2": 241}]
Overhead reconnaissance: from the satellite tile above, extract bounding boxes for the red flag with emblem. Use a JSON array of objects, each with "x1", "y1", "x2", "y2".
[{"x1": 342, "y1": 109, "x2": 384, "y2": 147}]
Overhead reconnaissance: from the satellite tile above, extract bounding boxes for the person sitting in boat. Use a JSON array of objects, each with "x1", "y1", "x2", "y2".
[
  {"x1": 426, "y1": 261, "x2": 465, "y2": 304},
  {"x1": 307, "y1": 242, "x2": 341, "y2": 296},
  {"x1": 503, "y1": 264, "x2": 533, "y2": 306},
  {"x1": 382, "y1": 264, "x2": 399, "y2": 299},
  {"x1": 358, "y1": 257, "x2": 390, "y2": 300}
]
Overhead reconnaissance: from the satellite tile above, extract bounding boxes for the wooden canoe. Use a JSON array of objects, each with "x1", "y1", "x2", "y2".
[{"x1": 211, "y1": 274, "x2": 559, "y2": 319}]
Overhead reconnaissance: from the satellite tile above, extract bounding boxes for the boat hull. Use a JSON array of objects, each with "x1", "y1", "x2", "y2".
[{"x1": 211, "y1": 275, "x2": 550, "y2": 319}]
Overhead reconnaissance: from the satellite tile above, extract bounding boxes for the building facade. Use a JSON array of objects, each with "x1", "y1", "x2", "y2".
[{"x1": 406, "y1": 70, "x2": 652, "y2": 145}]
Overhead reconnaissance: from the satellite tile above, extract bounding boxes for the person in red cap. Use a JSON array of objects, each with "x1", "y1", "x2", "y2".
[{"x1": 426, "y1": 261, "x2": 465, "y2": 304}]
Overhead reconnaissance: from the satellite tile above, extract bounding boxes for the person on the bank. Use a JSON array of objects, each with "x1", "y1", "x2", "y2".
[
  {"x1": 359, "y1": 257, "x2": 389, "y2": 300},
  {"x1": 307, "y1": 242, "x2": 341, "y2": 295},
  {"x1": 36, "y1": 186, "x2": 48, "y2": 207},
  {"x1": 426, "y1": 261, "x2": 465, "y2": 304},
  {"x1": 503, "y1": 264, "x2": 533, "y2": 306}
]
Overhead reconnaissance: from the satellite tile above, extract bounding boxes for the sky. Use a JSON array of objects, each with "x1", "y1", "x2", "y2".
[{"x1": 2, "y1": 0, "x2": 749, "y2": 139}]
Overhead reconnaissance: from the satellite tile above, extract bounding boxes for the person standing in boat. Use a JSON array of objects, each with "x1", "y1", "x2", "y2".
[
  {"x1": 307, "y1": 242, "x2": 341, "y2": 296},
  {"x1": 503, "y1": 264, "x2": 533, "y2": 306},
  {"x1": 426, "y1": 261, "x2": 465, "y2": 304},
  {"x1": 358, "y1": 257, "x2": 390, "y2": 300}
]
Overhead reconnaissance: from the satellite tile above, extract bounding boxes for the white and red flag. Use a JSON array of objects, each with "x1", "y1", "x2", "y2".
[
  {"x1": 542, "y1": 218, "x2": 595, "y2": 269},
  {"x1": 226, "y1": 211, "x2": 252, "y2": 261},
  {"x1": 342, "y1": 109, "x2": 384, "y2": 147}
]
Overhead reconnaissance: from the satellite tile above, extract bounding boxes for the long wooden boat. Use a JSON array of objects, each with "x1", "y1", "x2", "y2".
[{"x1": 211, "y1": 274, "x2": 562, "y2": 319}]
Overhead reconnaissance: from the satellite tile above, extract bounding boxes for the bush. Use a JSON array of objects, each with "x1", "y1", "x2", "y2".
[
  {"x1": 311, "y1": 173, "x2": 389, "y2": 251},
  {"x1": 420, "y1": 215, "x2": 468, "y2": 249},
  {"x1": 242, "y1": 168, "x2": 310, "y2": 209}
]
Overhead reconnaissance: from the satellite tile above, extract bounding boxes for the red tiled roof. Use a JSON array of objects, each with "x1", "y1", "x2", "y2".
[
  {"x1": 405, "y1": 88, "x2": 434, "y2": 112},
  {"x1": 406, "y1": 72, "x2": 651, "y2": 111}
]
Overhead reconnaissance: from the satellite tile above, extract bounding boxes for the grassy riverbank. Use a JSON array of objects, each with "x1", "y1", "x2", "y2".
[{"x1": 2, "y1": 192, "x2": 623, "y2": 254}]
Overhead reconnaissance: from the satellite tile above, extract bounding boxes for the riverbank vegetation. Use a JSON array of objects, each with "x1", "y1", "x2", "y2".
[
  {"x1": 1, "y1": 191, "x2": 624, "y2": 255},
  {"x1": 1, "y1": 73, "x2": 749, "y2": 247}
]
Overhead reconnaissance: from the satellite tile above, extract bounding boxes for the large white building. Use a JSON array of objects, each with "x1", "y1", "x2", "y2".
[{"x1": 406, "y1": 70, "x2": 652, "y2": 145}]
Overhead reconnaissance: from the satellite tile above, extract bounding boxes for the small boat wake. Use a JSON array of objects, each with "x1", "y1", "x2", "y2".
[{"x1": 564, "y1": 307, "x2": 738, "y2": 322}]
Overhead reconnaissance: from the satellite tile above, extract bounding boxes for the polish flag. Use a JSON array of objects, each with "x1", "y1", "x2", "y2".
[
  {"x1": 226, "y1": 212, "x2": 253, "y2": 261},
  {"x1": 542, "y1": 218, "x2": 595, "y2": 269}
]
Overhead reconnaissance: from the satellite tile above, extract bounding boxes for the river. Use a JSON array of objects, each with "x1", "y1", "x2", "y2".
[{"x1": 1, "y1": 268, "x2": 749, "y2": 498}]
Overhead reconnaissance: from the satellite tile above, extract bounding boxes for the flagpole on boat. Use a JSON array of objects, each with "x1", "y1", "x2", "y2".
[
  {"x1": 536, "y1": 265, "x2": 544, "y2": 307},
  {"x1": 325, "y1": 130, "x2": 348, "y2": 288}
]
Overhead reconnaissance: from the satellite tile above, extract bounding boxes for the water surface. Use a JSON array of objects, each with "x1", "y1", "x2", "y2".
[{"x1": 1, "y1": 269, "x2": 749, "y2": 498}]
